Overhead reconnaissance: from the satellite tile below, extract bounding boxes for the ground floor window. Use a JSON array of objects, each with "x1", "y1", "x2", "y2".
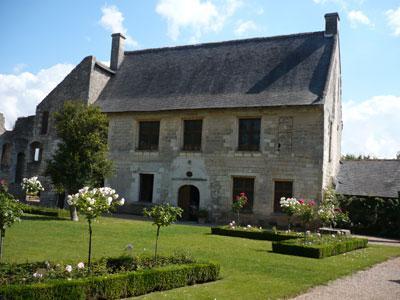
[
  {"x1": 139, "y1": 174, "x2": 154, "y2": 202},
  {"x1": 232, "y1": 177, "x2": 254, "y2": 212},
  {"x1": 274, "y1": 181, "x2": 293, "y2": 212}
]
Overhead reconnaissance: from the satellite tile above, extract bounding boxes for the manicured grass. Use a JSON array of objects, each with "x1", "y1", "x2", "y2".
[{"x1": 5, "y1": 215, "x2": 400, "y2": 299}]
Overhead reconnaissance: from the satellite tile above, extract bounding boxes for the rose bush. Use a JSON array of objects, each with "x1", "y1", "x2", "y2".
[
  {"x1": 67, "y1": 186, "x2": 125, "y2": 268},
  {"x1": 21, "y1": 176, "x2": 44, "y2": 196},
  {"x1": 232, "y1": 192, "x2": 248, "y2": 225},
  {"x1": 0, "y1": 180, "x2": 23, "y2": 261}
]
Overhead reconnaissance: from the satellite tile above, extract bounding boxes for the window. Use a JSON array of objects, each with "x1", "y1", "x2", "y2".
[
  {"x1": 1, "y1": 143, "x2": 12, "y2": 170},
  {"x1": 138, "y1": 121, "x2": 160, "y2": 150},
  {"x1": 139, "y1": 174, "x2": 154, "y2": 202},
  {"x1": 30, "y1": 142, "x2": 42, "y2": 162},
  {"x1": 232, "y1": 177, "x2": 254, "y2": 212},
  {"x1": 238, "y1": 118, "x2": 261, "y2": 151},
  {"x1": 40, "y1": 111, "x2": 49, "y2": 135},
  {"x1": 183, "y1": 120, "x2": 202, "y2": 151},
  {"x1": 274, "y1": 181, "x2": 293, "y2": 213}
]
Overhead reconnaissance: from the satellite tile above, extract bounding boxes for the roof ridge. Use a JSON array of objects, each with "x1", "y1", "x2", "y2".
[{"x1": 124, "y1": 31, "x2": 325, "y2": 56}]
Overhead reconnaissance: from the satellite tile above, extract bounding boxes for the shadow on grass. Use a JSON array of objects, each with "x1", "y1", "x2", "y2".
[{"x1": 21, "y1": 215, "x2": 68, "y2": 221}]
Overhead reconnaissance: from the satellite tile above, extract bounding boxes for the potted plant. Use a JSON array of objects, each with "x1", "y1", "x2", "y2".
[
  {"x1": 197, "y1": 209, "x2": 208, "y2": 224},
  {"x1": 21, "y1": 176, "x2": 44, "y2": 202}
]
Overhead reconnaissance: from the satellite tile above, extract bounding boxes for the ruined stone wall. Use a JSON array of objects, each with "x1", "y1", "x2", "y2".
[{"x1": 106, "y1": 106, "x2": 325, "y2": 225}]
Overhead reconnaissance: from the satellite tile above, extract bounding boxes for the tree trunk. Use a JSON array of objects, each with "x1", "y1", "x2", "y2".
[
  {"x1": 69, "y1": 205, "x2": 79, "y2": 221},
  {"x1": 0, "y1": 229, "x2": 4, "y2": 261},
  {"x1": 88, "y1": 220, "x2": 92, "y2": 269},
  {"x1": 154, "y1": 226, "x2": 160, "y2": 263}
]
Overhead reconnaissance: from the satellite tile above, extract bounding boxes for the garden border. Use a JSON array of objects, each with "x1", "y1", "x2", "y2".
[
  {"x1": 211, "y1": 226, "x2": 300, "y2": 241},
  {"x1": 272, "y1": 237, "x2": 368, "y2": 258},
  {"x1": 0, "y1": 262, "x2": 220, "y2": 299},
  {"x1": 20, "y1": 204, "x2": 69, "y2": 219}
]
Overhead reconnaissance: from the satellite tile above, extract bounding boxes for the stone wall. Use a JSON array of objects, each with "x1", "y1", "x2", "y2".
[{"x1": 106, "y1": 106, "x2": 325, "y2": 225}]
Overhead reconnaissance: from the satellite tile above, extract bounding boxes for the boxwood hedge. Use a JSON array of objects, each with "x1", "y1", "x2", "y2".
[
  {"x1": 272, "y1": 237, "x2": 368, "y2": 258},
  {"x1": 20, "y1": 204, "x2": 70, "y2": 219},
  {"x1": 0, "y1": 262, "x2": 220, "y2": 299},
  {"x1": 211, "y1": 226, "x2": 300, "y2": 241}
]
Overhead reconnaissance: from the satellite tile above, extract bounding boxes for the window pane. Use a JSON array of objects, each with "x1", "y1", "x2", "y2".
[
  {"x1": 34, "y1": 148, "x2": 40, "y2": 161},
  {"x1": 274, "y1": 181, "x2": 293, "y2": 212},
  {"x1": 232, "y1": 177, "x2": 254, "y2": 212},
  {"x1": 138, "y1": 121, "x2": 160, "y2": 150},
  {"x1": 238, "y1": 118, "x2": 260, "y2": 151},
  {"x1": 139, "y1": 174, "x2": 154, "y2": 202},
  {"x1": 183, "y1": 120, "x2": 202, "y2": 151}
]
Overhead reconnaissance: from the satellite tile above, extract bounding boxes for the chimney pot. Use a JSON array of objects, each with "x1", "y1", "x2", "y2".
[
  {"x1": 324, "y1": 12, "x2": 340, "y2": 37},
  {"x1": 110, "y1": 33, "x2": 126, "y2": 71}
]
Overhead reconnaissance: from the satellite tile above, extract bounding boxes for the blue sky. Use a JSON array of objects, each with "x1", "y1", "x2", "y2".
[{"x1": 0, "y1": 0, "x2": 399, "y2": 158}]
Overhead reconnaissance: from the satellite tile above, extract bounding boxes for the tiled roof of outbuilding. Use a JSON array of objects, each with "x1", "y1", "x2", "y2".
[
  {"x1": 96, "y1": 31, "x2": 336, "y2": 112},
  {"x1": 336, "y1": 160, "x2": 400, "y2": 198}
]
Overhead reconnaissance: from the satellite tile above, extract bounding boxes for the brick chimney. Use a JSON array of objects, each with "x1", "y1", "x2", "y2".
[
  {"x1": 110, "y1": 33, "x2": 126, "y2": 71},
  {"x1": 324, "y1": 12, "x2": 340, "y2": 37}
]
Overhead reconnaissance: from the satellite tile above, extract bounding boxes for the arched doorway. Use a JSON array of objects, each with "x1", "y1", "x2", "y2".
[
  {"x1": 178, "y1": 185, "x2": 200, "y2": 221},
  {"x1": 15, "y1": 152, "x2": 25, "y2": 183}
]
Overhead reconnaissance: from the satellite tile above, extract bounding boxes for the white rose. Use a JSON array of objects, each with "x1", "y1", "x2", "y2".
[
  {"x1": 118, "y1": 198, "x2": 125, "y2": 206},
  {"x1": 107, "y1": 197, "x2": 112, "y2": 206},
  {"x1": 77, "y1": 262, "x2": 85, "y2": 269},
  {"x1": 65, "y1": 265, "x2": 72, "y2": 272}
]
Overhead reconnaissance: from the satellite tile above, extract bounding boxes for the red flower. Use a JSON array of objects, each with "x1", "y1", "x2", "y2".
[
  {"x1": 298, "y1": 199, "x2": 305, "y2": 205},
  {"x1": 334, "y1": 208, "x2": 342, "y2": 213},
  {"x1": 240, "y1": 192, "x2": 246, "y2": 197},
  {"x1": 308, "y1": 200, "x2": 316, "y2": 206}
]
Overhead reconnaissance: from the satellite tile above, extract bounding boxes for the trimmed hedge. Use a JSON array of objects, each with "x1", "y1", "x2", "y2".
[
  {"x1": 272, "y1": 237, "x2": 368, "y2": 258},
  {"x1": 20, "y1": 204, "x2": 70, "y2": 219},
  {"x1": 0, "y1": 262, "x2": 220, "y2": 299},
  {"x1": 211, "y1": 226, "x2": 300, "y2": 241}
]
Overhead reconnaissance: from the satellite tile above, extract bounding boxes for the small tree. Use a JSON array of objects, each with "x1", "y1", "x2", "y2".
[
  {"x1": 0, "y1": 180, "x2": 23, "y2": 261},
  {"x1": 144, "y1": 204, "x2": 183, "y2": 262},
  {"x1": 46, "y1": 101, "x2": 113, "y2": 221},
  {"x1": 280, "y1": 197, "x2": 299, "y2": 230},
  {"x1": 232, "y1": 192, "x2": 248, "y2": 225},
  {"x1": 67, "y1": 187, "x2": 124, "y2": 268}
]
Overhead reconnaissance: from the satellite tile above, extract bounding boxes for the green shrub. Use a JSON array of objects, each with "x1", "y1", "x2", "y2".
[
  {"x1": 211, "y1": 226, "x2": 300, "y2": 241},
  {"x1": 20, "y1": 204, "x2": 70, "y2": 219},
  {"x1": 0, "y1": 262, "x2": 220, "y2": 299},
  {"x1": 272, "y1": 237, "x2": 368, "y2": 258},
  {"x1": 338, "y1": 195, "x2": 400, "y2": 238}
]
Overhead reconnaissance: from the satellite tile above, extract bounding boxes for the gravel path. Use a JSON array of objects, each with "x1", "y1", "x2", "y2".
[{"x1": 292, "y1": 257, "x2": 400, "y2": 300}]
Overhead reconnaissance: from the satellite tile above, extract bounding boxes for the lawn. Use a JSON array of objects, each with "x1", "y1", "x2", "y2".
[{"x1": 5, "y1": 214, "x2": 400, "y2": 299}]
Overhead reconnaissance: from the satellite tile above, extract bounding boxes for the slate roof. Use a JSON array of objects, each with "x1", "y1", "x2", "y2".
[
  {"x1": 336, "y1": 160, "x2": 400, "y2": 198},
  {"x1": 96, "y1": 31, "x2": 336, "y2": 113}
]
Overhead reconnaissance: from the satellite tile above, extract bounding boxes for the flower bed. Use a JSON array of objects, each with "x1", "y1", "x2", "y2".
[
  {"x1": 0, "y1": 255, "x2": 220, "y2": 299},
  {"x1": 272, "y1": 235, "x2": 368, "y2": 258},
  {"x1": 211, "y1": 226, "x2": 301, "y2": 241}
]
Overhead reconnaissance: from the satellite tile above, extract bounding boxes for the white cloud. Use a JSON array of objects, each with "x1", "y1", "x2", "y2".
[
  {"x1": 0, "y1": 63, "x2": 74, "y2": 130},
  {"x1": 347, "y1": 10, "x2": 373, "y2": 28},
  {"x1": 342, "y1": 95, "x2": 400, "y2": 158},
  {"x1": 386, "y1": 6, "x2": 400, "y2": 36},
  {"x1": 99, "y1": 4, "x2": 138, "y2": 48},
  {"x1": 234, "y1": 20, "x2": 258, "y2": 36},
  {"x1": 156, "y1": 0, "x2": 242, "y2": 41}
]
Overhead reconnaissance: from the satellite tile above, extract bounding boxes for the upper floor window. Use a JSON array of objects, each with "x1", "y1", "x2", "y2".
[
  {"x1": 238, "y1": 118, "x2": 261, "y2": 151},
  {"x1": 0, "y1": 143, "x2": 12, "y2": 170},
  {"x1": 40, "y1": 111, "x2": 49, "y2": 135},
  {"x1": 30, "y1": 142, "x2": 43, "y2": 162},
  {"x1": 183, "y1": 120, "x2": 202, "y2": 151},
  {"x1": 138, "y1": 121, "x2": 160, "y2": 150},
  {"x1": 232, "y1": 177, "x2": 254, "y2": 213}
]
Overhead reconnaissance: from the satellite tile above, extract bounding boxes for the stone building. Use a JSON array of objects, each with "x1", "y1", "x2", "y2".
[{"x1": 0, "y1": 13, "x2": 343, "y2": 224}]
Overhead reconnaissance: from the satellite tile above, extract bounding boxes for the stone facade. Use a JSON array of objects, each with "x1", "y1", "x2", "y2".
[{"x1": 0, "y1": 13, "x2": 342, "y2": 224}]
